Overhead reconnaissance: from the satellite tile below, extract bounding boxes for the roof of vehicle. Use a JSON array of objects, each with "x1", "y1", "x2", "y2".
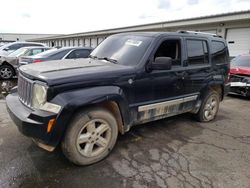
[
  {"x1": 20, "y1": 46, "x2": 51, "y2": 50},
  {"x1": 115, "y1": 31, "x2": 225, "y2": 41},
  {"x1": 0, "y1": 41, "x2": 45, "y2": 50}
]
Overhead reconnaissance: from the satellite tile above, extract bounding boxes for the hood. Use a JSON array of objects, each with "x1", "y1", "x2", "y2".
[
  {"x1": 19, "y1": 58, "x2": 136, "y2": 86},
  {"x1": 230, "y1": 66, "x2": 250, "y2": 76}
]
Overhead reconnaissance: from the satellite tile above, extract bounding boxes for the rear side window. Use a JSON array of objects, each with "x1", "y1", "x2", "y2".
[
  {"x1": 211, "y1": 41, "x2": 228, "y2": 64},
  {"x1": 66, "y1": 49, "x2": 91, "y2": 59},
  {"x1": 49, "y1": 50, "x2": 70, "y2": 60},
  {"x1": 187, "y1": 40, "x2": 209, "y2": 65}
]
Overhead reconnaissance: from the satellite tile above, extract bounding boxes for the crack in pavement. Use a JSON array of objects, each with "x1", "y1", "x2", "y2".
[{"x1": 108, "y1": 146, "x2": 214, "y2": 188}]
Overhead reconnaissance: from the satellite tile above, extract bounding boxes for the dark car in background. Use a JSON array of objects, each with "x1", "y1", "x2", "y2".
[
  {"x1": 19, "y1": 47, "x2": 93, "y2": 65},
  {"x1": 0, "y1": 46, "x2": 51, "y2": 79},
  {"x1": 0, "y1": 42, "x2": 46, "y2": 56},
  {"x1": 229, "y1": 54, "x2": 250, "y2": 97}
]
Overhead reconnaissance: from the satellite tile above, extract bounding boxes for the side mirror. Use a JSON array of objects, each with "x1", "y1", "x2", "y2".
[
  {"x1": 151, "y1": 57, "x2": 172, "y2": 70},
  {"x1": 3, "y1": 47, "x2": 9, "y2": 51}
]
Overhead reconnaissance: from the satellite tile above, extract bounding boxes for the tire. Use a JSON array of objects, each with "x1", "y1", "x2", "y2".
[
  {"x1": 0, "y1": 65, "x2": 15, "y2": 79},
  {"x1": 195, "y1": 91, "x2": 220, "y2": 122},
  {"x1": 61, "y1": 107, "x2": 118, "y2": 165}
]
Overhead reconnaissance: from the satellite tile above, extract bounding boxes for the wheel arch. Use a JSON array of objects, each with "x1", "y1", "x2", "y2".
[
  {"x1": 200, "y1": 83, "x2": 224, "y2": 101},
  {"x1": 48, "y1": 86, "x2": 131, "y2": 147}
]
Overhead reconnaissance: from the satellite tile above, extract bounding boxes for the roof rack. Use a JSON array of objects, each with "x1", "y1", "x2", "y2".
[{"x1": 177, "y1": 30, "x2": 222, "y2": 38}]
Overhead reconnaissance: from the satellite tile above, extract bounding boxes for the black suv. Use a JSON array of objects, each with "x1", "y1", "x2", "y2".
[{"x1": 6, "y1": 31, "x2": 230, "y2": 165}]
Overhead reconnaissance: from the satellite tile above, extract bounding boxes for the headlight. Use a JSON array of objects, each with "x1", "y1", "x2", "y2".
[
  {"x1": 31, "y1": 82, "x2": 61, "y2": 113},
  {"x1": 32, "y1": 83, "x2": 47, "y2": 109}
]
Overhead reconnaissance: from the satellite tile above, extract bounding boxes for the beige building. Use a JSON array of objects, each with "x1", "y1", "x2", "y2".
[
  {"x1": 0, "y1": 33, "x2": 58, "y2": 44},
  {"x1": 29, "y1": 10, "x2": 250, "y2": 57}
]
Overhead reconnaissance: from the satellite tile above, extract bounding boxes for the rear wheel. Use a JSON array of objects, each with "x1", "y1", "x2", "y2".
[
  {"x1": 195, "y1": 91, "x2": 220, "y2": 122},
  {"x1": 0, "y1": 65, "x2": 15, "y2": 79},
  {"x1": 61, "y1": 107, "x2": 118, "y2": 165}
]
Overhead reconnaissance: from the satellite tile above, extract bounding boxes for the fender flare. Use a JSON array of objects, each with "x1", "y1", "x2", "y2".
[{"x1": 48, "y1": 86, "x2": 130, "y2": 146}]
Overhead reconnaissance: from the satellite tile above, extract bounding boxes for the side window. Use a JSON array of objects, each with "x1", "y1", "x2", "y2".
[
  {"x1": 154, "y1": 40, "x2": 181, "y2": 67},
  {"x1": 66, "y1": 49, "x2": 91, "y2": 59},
  {"x1": 25, "y1": 49, "x2": 43, "y2": 56},
  {"x1": 187, "y1": 40, "x2": 209, "y2": 65},
  {"x1": 31, "y1": 49, "x2": 43, "y2": 56},
  {"x1": 211, "y1": 41, "x2": 228, "y2": 64}
]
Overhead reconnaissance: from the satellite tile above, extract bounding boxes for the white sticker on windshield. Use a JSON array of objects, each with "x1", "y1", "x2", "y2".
[{"x1": 125, "y1": 39, "x2": 142, "y2": 47}]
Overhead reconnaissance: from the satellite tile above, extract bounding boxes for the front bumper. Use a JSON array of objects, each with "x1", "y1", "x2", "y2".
[
  {"x1": 229, "y1": 82, "x2": 250, "y2": 97},
  {"x1": 6, "y1": 92, "x2": 58, "y2": 148}
]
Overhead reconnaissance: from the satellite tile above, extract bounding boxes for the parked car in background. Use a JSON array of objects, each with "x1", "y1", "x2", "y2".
[
  {"x1": 19, "y1": 47, "x2": 93, "y2": 65},
  {"x1": 0, "y1": 46, "x2": 51, "y2": 79},
  {"x1": 229, "y1": 54, "x2": 250, "y2": 97},
  {"x1": 0, "y1": 42, "x2": 46, "y2": 56}
]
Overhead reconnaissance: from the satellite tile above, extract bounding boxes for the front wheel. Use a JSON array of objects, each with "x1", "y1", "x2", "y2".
[
  {"x1": 0, "y1": 65, "x2": 15, "y2": 79},
  {"x1": 61, "y1": 107, "x2": 118, "y2": 165},
  {"x1": 195, "y1": 91, "x2": 220, "y2": 122}
]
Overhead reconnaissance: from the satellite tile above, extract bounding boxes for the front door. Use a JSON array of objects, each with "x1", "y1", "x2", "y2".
[{"x1": 136, "y1": 37, "x2": 197, "y2": 123}]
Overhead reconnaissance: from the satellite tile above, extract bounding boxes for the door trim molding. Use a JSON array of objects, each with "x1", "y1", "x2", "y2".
[{"x1": 138, "y1": 95, "x2": 198, "y2": 112}]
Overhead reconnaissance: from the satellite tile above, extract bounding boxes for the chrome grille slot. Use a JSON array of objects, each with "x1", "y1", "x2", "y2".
[{"x1": 18, "y1": 74, "x2": 33, "y2": 107}]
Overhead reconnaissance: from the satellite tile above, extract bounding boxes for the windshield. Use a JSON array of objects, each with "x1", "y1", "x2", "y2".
[
  {"x1": 0, "y1": 43, "x2": 12, "y2": 50},
  {"x1": 90, "y1": 35, "x2": 153, "y2": 66},
  {"x1": 8, "y1": 48, "x2": 28, "y2": 57},
  {"x1": 231, "y1": 56, "x2": 250, "y2": 67}
]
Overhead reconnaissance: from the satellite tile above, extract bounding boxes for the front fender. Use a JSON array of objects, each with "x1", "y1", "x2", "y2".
[{"x1": 48, "y1": 86, "x2": 130, "y2": 146}]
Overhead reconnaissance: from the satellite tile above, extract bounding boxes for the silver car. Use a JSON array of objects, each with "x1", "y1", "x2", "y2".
[
  {"x1": 0, "y1": 46, "x2": 51, "y2": 79},
  {"x1": 0, "y1": 42, "x2": 46, "y2": 56}
]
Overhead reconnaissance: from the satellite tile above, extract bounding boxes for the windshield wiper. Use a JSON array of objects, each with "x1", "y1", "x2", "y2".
[
  {"x1": 89, "y1": 55, "x2": 98, "y2": 59},
  {"x1": 89, "y1": 55, "x2": 118, "y2": 64},
  {"x1": 99, "y1": 57, "x2": 118, "y2": 64}
]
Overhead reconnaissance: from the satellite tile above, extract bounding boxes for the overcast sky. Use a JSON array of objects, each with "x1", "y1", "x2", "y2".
[{"x1": 0, "y1": 0, "x2": 249, "y2": 34}]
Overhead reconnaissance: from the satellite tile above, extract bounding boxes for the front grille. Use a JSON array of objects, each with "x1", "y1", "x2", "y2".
[{"x1": 18, "y1": 74, "x2": 33, "y2": 107}]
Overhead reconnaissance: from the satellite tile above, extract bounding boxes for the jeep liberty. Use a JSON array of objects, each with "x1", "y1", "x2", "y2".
[{"x1": 6, "y1": 31, "x2": 230, "y2": 165}]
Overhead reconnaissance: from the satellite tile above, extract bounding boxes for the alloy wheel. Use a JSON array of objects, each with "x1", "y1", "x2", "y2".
[{"x1": 76, "y1": 119, "x2": 111, "y2": 157}]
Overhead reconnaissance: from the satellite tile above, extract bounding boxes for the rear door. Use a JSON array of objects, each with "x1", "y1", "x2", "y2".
[{"x1": 183, "y1": 37, "x2": 212, "y2": 94}]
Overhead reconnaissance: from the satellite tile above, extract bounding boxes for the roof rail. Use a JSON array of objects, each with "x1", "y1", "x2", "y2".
[{"x1": 177, "y1": 30, "x2": 222, "y2": 38}]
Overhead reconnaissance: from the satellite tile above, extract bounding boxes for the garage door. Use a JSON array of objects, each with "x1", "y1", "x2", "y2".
[{"x1": 226, "y1": 27, "x2": 250, "y2": 57}]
